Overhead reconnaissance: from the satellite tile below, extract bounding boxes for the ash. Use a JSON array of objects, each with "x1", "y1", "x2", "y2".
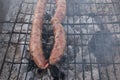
[{"x1": 1, "y1": 0, "x2": 120, "y2": 80}]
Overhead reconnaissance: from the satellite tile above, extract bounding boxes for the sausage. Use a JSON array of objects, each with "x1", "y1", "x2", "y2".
[
  {"x1": 30, "y1": 0, "x2": 49, "y2": 69},
  {"x1": 51, "y1": 0, "x2": 66, "y2": 24},
  {"x1": 49, "y1": 23, "x2": 66, "y2": 65},
  {"x1": 49, "y1": 0, "x2": 66, "y2": 65}
]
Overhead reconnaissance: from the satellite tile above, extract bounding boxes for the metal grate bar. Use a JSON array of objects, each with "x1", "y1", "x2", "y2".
[
  {"x1": 7, "y1": 1, "x2": 31, "y2": 79},
  {"x1": 16, "y1": 2, "x2": 34, "y2": 80},
  {"x1": 0, "y1": 0, "x2": 24, "y2": 76},
  {"x1": 23, "y1": 1, "x2": 119, "y2": 5}
]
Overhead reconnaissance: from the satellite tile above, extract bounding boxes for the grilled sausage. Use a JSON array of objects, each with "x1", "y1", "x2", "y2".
[
  {"x1": 30, "y1": 0, "x2": 49, "y2": 69},
  {"x1": 51, "y1": 0, "x2": 66, "y2": 24},
  {"x1": 49, "y1": 0, "x2": 66, "y2": 65}
]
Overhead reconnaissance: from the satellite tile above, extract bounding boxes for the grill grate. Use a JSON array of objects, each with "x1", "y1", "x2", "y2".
[{"x1": 0, "y1": 0, "x2": 120, "y2": 80}]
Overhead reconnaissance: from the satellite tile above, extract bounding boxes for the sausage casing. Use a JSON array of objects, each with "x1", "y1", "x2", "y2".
[
  {"x1": 50, "y1": 0, "x2": 66, "y2": 65},
  {"x1": 30, "y1": 0, "x2": 49, "y2": 69}
]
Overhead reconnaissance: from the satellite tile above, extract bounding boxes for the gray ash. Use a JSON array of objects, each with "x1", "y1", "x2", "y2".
[
  {"x1": 88, "y1": 30, "x2": 116, "y2": 66},
  {"x1": 42, "y1": 12, "x2": 54, "y2": 59},
  {"x1": 42, "y1": 25, "x2": 54, "y2": 59},
  {"x1": 49, "y1": 65, "x2": 65, "y2": 80}
]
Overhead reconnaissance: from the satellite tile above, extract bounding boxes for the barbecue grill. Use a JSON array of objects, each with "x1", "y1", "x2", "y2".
[{"x1": 0, "y1": 0, "x2": 120, "y2": 80}]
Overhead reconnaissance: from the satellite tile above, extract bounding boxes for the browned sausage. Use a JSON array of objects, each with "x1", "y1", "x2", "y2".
[
  {"x1": 49, "y1": 0, "x2": 66, "y2": 65},
  {"x1": 51, "y1": 0, "x2": 66, "y2": 24},
  {"x1": 49, "y1": 23, "x2": 66, "y2": 65},
  {"x1": 30, "y1": 0, "x2": 49, "y2": 69}
]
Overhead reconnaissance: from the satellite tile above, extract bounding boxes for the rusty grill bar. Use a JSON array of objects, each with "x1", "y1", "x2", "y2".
[{"x1": 0, "y1": 0, "x2": 120, "y2": 80}]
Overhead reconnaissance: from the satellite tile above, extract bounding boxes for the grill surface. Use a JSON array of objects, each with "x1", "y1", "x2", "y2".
[{"x1": 0, "y1": 0, "x2": 120, "y2": 80}]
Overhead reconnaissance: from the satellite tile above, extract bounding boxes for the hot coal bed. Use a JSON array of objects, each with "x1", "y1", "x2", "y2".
[{"x1": 0, "y1": 0, "x2": 120, "y2": 80}]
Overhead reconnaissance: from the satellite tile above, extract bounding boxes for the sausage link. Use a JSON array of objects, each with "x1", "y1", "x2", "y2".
[
  {"x1": 50, "y1": 0, "x2": 66, "y2": 65},
  {"x1": 51, "y1": 0, "x2": 66, "y2": 24},
  {"x1": 30, "y1": 0, "x2": 49, "y2": 69},
  {"x1": 49, "y1": 23, "x2": 66, "y2": 64}
]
